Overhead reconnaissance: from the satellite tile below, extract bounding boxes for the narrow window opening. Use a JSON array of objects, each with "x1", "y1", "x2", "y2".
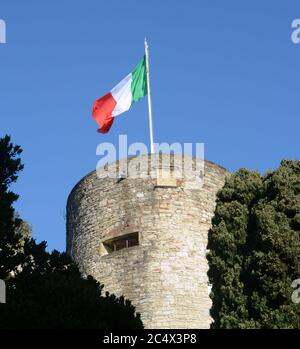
[{"x1": 101, "y1": 232, "x2": 139, "y2": 255}]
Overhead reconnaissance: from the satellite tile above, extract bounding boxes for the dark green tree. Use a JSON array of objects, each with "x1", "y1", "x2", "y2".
[
  {"x1": 0, "y1": 135, "x2": 24, "y2": 280},
  {"x1": 0, "y1": 135, "x2": 143, "y2": 329},
  {"x1": 208, "y1": 161, "x2": 300, "y2": 328},
  {"x1": 0, "y1": 241, "x2": 142, "y2": 328}
]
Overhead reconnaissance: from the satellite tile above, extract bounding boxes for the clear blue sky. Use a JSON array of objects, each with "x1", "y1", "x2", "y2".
[{"x1": 1, "y1": 1, "x2": 300, "y2": 251}]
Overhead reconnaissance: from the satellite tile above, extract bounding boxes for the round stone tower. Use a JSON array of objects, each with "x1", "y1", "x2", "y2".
[{"x1": 66, "y1": 154, "x2": 228, "y2": 329}]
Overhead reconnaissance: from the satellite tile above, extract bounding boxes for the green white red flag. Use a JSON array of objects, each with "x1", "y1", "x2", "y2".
[{"x1": 92, "y1": 56, "x2": 148, "y2": 133}]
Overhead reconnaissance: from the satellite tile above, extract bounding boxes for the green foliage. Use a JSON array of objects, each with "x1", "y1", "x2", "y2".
[
  {"x1": 0, "y1": 135, "x2": 143, "y2": 329},
  {"x1": 208, "y1": 161, "x2": 300, "y2": 328},
  {"x1": 15, "y1": 215, "x2": 32, "y2": 243},
  {"x1": 0, "y1": 135, "x2": 24, "y2": 280},
  {"x1": 0, "y1": 242, "x2": 142, "y2": 328}
]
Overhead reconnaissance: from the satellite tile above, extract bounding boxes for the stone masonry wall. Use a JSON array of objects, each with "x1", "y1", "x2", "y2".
[{"x1": 66, "y1": 154, "x2": 229, "y2": 329}]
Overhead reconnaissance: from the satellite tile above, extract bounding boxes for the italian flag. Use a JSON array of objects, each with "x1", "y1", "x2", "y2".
[{"x1": 92, "y1": 56, "x2": 148, "y2": 133}]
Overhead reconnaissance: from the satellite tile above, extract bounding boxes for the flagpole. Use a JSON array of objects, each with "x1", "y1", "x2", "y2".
[{"x1": 144, "y1": 38, "x2": 155, "y2": 154}]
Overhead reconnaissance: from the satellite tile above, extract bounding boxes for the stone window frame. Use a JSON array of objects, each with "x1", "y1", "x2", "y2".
[{"x1": 100, "y1": 231, "x2": 139, "y2": 256}]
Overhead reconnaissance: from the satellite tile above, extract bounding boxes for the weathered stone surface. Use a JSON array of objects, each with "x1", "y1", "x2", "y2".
[{"x1": 66, "y1": 154, "x2": 229, "y2": 329}]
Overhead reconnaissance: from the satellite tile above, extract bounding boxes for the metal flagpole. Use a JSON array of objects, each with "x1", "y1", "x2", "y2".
[{"x1": 144, "y1": 38, "x2": 155, "y2": 154}]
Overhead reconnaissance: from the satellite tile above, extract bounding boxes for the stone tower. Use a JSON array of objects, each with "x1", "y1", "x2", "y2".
[{"x1": 66, "y1": 154, "x2": 228, "y2": 329}]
